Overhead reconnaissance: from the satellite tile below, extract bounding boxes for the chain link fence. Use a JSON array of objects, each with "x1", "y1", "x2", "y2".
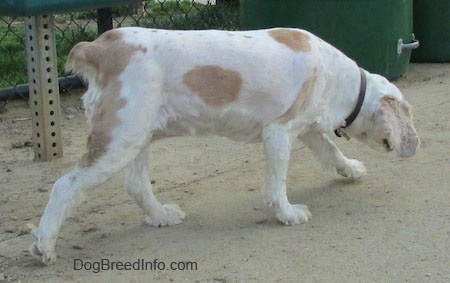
[{"x1": 0, "y1": 0, "x2": 240, "y2": 100}]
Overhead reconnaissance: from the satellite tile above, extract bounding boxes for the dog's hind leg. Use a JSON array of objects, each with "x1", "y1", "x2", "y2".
[
  {"x1": 29, "y1": 126, "x2": 151, "y2": 264},
  {"x1": 124, "y1": 143, "x2": 185, "y2": 227},
  {"x1": 261, "y1": 123, "x2": 312, "y2": 225},
  {"x1": 299, "y1": 131, "x2": 366, "y2": 178}
]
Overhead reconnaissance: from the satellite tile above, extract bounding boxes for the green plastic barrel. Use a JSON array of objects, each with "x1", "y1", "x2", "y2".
[
  {"x1": 412, "y1": 0, "x2": 450, "y2": 62},
  {"x1": 240, "y1": 0, "x2": 418, "y2": 79}
]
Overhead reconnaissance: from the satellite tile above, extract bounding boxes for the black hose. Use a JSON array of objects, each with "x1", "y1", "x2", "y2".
[{"x1": 0, "y1": 75, "x2": 85, "y2": 101}]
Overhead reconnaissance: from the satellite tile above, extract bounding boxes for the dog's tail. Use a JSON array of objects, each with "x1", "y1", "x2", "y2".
[
  {"x1": 66, "y1": 29, "x2": 143, "y2": 86},
  {"x1": 65, "y1": 29, "x2": 125, "y2": 81},
  {"x1": 65, "y1": 41, "x2": 101, "y2": 83}
]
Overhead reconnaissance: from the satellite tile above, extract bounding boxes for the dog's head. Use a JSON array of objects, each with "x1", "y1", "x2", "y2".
[{"x1": 347, "y1": 78, "x2": 420, "y2": 158}]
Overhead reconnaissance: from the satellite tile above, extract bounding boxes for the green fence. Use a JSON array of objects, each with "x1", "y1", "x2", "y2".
[{"x1": 0, "y1": 0, "x2": 240, "y2": 93}]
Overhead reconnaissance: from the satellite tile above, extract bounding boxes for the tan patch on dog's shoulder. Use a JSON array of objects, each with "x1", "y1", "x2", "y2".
[
  {"x1": 277, "y1": 69, "x2": 317, "y2": 123},
  {"x1": 268, "y1": 29, "x2": 311, "y2": 52},
  {"x1": 183, "y1": 65, "x2": 243, "y2": 107}
]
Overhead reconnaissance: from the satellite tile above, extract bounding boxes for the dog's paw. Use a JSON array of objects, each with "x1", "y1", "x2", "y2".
[
  {"x1": 337, "y1": 159, "x2": 366, "y2": 179},
  {"x1": 28, "y1": 224, "x2": 56, "y2": 265},
  {"x1": 29, "y1": 241, "x2": 56, "y2": 265},
  {"x1": 276, "y1": 204, "x2": 312, "y2": 225},
  {"x1": 145, "y1": 204, "x2": 186, "y2": 227}
]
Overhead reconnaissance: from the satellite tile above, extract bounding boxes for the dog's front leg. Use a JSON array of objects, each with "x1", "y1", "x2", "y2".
[
  {"x1": 261, "y1": 124, "x2": 312, "y2": 225},
  {"x1": 299, "y1": 131, "x2": 366, "y2": 178}
]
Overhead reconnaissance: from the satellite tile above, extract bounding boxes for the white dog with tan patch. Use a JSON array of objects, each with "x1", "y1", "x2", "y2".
[{"x1": 29, "y1": 27, "x2": 420, "y2": 264}]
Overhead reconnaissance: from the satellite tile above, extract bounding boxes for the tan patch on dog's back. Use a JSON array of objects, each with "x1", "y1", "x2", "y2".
[
  {"x1": 278, "y1": 69, "x2": 317, "y2": 123},
  {"x1": 268, "y1": 29, "x2": 311, "y2": 52},
  {"x1": 183, "y1": 65, "x2": 243, "y2": 107},
  {"x1": 67, "y1": 30, "x2": 146, "y2": 167}
]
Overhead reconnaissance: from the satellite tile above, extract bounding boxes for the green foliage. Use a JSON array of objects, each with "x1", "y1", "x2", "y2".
[
  {"x1": 0, "y1": 24, "x2": 96, "y2": 88},
  {"x1": 0, "y1": 25, "x2": 27, "y2": 88},
  {"x1": 143, "y1": 1, "x2": 239, "y2": 30},
  {"x1": 72, "y1": 5, "x2": 130, "y2": 19}
]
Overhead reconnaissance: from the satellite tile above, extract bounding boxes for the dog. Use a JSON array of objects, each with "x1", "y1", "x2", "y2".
[{"x1": 29, "y1": 27, "x2": 420, "y2": 264}]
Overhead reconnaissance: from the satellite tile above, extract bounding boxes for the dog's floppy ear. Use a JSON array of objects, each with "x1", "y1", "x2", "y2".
[{"x1": 376, "y1": 95, "x2": 420, "y2": 157}]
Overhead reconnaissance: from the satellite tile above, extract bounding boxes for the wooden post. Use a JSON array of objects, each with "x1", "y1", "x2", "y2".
[{"x1": 25, "y1": 15, "x2": 63, "y2": 161}]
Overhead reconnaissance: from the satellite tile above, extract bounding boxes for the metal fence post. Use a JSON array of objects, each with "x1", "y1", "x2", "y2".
[
  {"x1": 25, "y1": 15, "x2": 63, "y2": 161},
  {"x1": 97, "y1": 8, "x2": 113, "y2": 35}
]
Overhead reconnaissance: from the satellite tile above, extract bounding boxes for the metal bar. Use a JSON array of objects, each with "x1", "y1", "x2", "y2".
[
  {"x1": 25, "y1": 15, "x2": 63, "y2": 161},
  {"x1": 397, "y1": 35, "x2": 420, "y2": 55},
  {"x1": 97, "y1": 8, "x2": 113, "y2": 35}
]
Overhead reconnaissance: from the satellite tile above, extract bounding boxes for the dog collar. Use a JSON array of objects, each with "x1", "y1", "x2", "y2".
[{"x1": 335, "y1": 68, "x2": 367, "y2": 138}]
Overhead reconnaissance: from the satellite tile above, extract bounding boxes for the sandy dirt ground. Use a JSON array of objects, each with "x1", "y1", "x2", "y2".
[{"x1": 0, "y1": 64, "x2": 449, "y2": 282}]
